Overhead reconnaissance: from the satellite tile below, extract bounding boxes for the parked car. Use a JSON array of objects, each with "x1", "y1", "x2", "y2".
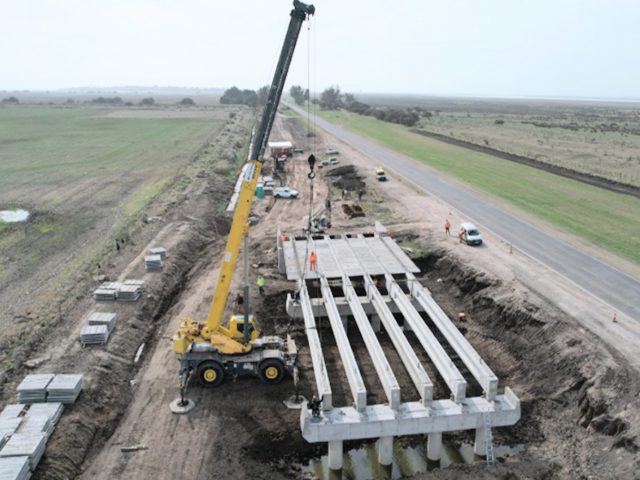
[
  {"x1": 375, "y1": 167, "x2": 387, "y2": 181},
  {"x1": 274, "y1": 187, "x2": 299, "y2": 199},
  {"x1": 459, "y1": 222, "x2": 483, "y2": 246},
  {"x1": 325, "y1": 148, "x2": 339, "y2": 154},
  {"x1": 329, "y1": 157, "x2": 339, "y2": 165},
  {"x1": 293, "y1": 148, "x2": 304, "y2": 154}
]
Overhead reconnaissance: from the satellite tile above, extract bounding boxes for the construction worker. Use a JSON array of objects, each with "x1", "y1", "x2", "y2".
[
  {"x1": 257, "y1": 275, "x2": 265, "y2": 295},
  {"x1": 309, "y1": 251, "x2": 317, "y2": 271},
  {"x1": 459, "y1": 227, "x2": 467, "y2": 244},
  {"x1": 357, "y1": 188, "x2": 364, "y2": 201},
  {"x1": 307, "y1": 395, "x2": 324, "y2": 419},
  {"x1": 342, "y1": 189, "x2": 349, "y2": 201},
  {"x1": 387, "y1": 229, "x2": 393, "y2": 238},
  {"x1": 236, "y1": 293, "x2": 244, "y2": 313},
  {"x1": 445, "y1": 219, "x2": 451, "y2": 235},
  {"x1": 281, "y1": 233, "x2": 286, "y2": 243}
]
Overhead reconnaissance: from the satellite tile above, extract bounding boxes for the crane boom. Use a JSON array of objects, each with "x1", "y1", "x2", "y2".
[{"x1": 204, "y1": 0, "x2": 314, "y2": 336}]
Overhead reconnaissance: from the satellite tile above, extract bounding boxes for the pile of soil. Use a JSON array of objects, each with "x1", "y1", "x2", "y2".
[
  {"x1": 325, "y1": 165, "x2": 366, "y2": 191},
  {"x1": 342, "y1": 203, "x2": 365, "y2": 218}
]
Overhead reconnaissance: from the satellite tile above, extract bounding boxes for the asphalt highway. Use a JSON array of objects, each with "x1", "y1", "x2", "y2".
[{"x1": 286, "y1": 103, "x2": 640, "y2": 322}]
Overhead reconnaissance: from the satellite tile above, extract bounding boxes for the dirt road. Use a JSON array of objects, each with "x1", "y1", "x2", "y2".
[{"x1": 18, "y1": 112, "x2": 640, "y2": 479}]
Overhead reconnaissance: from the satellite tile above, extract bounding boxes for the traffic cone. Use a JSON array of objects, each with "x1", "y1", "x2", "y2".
[
  {"x1": 509, "y1": 244, "x2": 513, "y2": 254},
  {"x1": 612, "y1": 311, "x2": 617, "y2": 322}
]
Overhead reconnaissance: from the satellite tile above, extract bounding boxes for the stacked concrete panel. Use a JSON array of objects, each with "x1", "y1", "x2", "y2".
[
  {"x1": 0, "y1": 433, "x2": 47, "y2": 471},
  {"x1": 26, "y1": 404, "x2": 63, "y2": 425},
  {"x1": 0, "y1": 456, "x2": 31, "y2": 480},
  {"x1": 80, "y1": 325, "x2": 109, "y2": 345},
  {"x1": 93, "y1": 288, "x2": 116, "y2": 301},
  {"x1": 116, "y1": 285, "x2": 141, "y2": 302},
  {"x1": 87, "y1": 313, "x2": 116, "y2": 332},
  {"x1": 46, "y1": 375, "x2": 82, "y2": 404},
  {"x1": 17, "y1": 415, "x2": 54, "y2": 440},
  {"x1": 147, "y1": 247, "x2": 167, "y2": 259},
  {"x1": 124, "y1": 279, "x2": 145, "y2": 291},
  {"x1": 16, "y1": 375, "x2": 54, "y2": 404},
  {"x1": 145, "y1": 255, "x2": 163, "y2": 271}
]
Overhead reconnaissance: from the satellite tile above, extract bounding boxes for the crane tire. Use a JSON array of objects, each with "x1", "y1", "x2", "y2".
[
  {"x1": 197, "y1": 361, "x2": 224, "y2": 387},
  {"x1": 258, "y1": 359, "x2": 285, "y2": 385}
]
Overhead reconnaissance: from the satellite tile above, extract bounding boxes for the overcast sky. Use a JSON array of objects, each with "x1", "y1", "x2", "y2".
[{"x1": 1, "y1": 0, "x2": 638, "y2": 99}]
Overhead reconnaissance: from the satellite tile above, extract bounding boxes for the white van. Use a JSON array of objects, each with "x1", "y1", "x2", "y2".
[
  {"x1": 274, "y1": 187, "x2": 299, "y2": 199},
  {"x1": 459, "y1": 222, "x2": 483, "y2": 246}
]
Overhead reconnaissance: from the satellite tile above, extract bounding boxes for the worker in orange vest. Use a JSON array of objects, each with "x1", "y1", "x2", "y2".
[
  {"x1": 281, "y1": 233, "x2": 286, "y2": 243},
  {"x1": 309, "y1": 251, "x2": 317, "y2": 271},
  {"x1": 444, "y1": 219, "x2": 451, "y2": 235}
]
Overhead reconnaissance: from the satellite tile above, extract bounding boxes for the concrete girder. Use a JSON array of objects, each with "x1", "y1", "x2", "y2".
[
  {"x1": 408, "y1": 274, "x2": 499, "y2": 400},
  {"x1": 320, "y1": 236, "x2": 403, "y2": 410},
  {"x1": 320, "y1": 276, "x2": 368, "y2": 412},
  {"x1": 388, "y1": 275, "x2": 467, "y2": 403},
  {"x1": 290, "y1": 236, "x2": 333, "y2": 410},
  {"x1": 301, "y1": 387, "x2": 521, "y2": 443},
  {"x1": 339, "y1": 234, "x2": 434, "y2": 406},
  {"x1": 343, "y1": 277, "x2": 402, "y2": 409}
]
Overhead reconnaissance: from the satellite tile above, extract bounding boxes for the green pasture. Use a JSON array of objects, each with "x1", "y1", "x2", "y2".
[
  {"x1": 312, "y1": 110, "x2": 640, "y2": 264},
  {"x1": 0, "y1": 108, "x2": 223, "y2": 212}
]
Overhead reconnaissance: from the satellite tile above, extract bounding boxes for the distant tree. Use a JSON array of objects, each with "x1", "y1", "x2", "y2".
[
  {"x1": 422, "y1": 111, "x2": 432, "y2": 119},
  {"x1": 320, "y1": 86, "x2": 342, "y2": 110},
  {"x1": 178, "y1": 98, "x2": 195, "y2": 106},
  {"x1": 66, "y1": 98, "x2": 75, "y2": 105},
  {"x1": 257, "y1": 85, "x2": 269, "y2": 106},
  {"x1": 124, "y1": 101, "x2": 134, "y2": 106},
  {"x1": 343, "y1": 93, "x2": 356, "y2": 108},
  {"x1": 140, "y1": 97, "x2": 155, "y2": 106},
  {"x1": 1, "y1": 96, "x2": 19, "y2": 104},
  {"x1": 91, "y1": 96, "x2": 123, "y2": 105},
  {"x1": 494, "y1": 119, "x2": 505, "y2": 125},
  {"x1": 290, "y1": 85, "x2": 307, "y2": 105},
  {"x1": 220, "y1": 87, "x2": 258, "y2": 107}
]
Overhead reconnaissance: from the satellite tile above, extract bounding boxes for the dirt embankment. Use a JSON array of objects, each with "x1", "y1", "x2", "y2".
[
  {"x1": 405, "y1": 246, "x2": 639, "y2": 479},
  {"x1": 410, "y1": 128, "x2": 640, "y2": 200}
]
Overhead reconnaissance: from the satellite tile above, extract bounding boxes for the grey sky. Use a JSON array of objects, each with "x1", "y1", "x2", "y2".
[{"x1": 1, "y1": 0, "x2": 638, "y2": 99}]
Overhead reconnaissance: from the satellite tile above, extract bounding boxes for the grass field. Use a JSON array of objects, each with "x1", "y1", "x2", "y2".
[{"x1": 312, "y1": 109, "x2": 640, "y2": 264}]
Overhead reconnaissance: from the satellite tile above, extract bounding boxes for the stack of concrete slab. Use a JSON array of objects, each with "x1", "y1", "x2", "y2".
[
  {"x1": 116, "y1": 285, "x2": 141, "y2": 302},
  {"x1": 93, "y1": 288, "x2": 116, "y2": 301},
  {"x1": 88, "y1": 312, "x2": 116, "y2": 332},
  {"x1": 147, "y1": 247, "x2": 167, "y2": 259},
  {"x1": 0, "y1": 456, "x2": 31, "y2": 480},
  {"x1": 16, "y1": 375, "x2": 54, "y2": 404},
  {"x1": 26, "y1": 404, "x2": 63, "y2": 425},
  {"x1": 0, "y1": 418, "x2": 21, "y2": 451},
  {"x1": 46, "y1": 375, "x2": 82, "y2": 404},
  {"x1": 124, "y1": 279, "x2": 145, "y2": 291},
  {"x1": 80, "y1": 325, "x2": 109, "y2": 346},
  {"x1": 0, "y1": 405, "x2": 26, "y2": 421},
  {"x1": 144, "y1": 255, "x2": 162, "y2": 271},
  {"x1": 0, "y1": 433, "x2": 47, "y2": 471},
  {"x1": 17, "y1": 415, "x2": 54, "y2": 440}
]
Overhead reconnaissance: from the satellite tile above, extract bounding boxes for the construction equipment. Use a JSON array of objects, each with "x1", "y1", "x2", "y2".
[
  {"x1": 302, "y1": 200, "x2": 331, "y2": 234},
  {"x1": 173, "y1": 0, "x2": 315, "y2": 395}
]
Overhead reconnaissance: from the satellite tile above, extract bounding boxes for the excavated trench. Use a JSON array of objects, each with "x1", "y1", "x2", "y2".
[{"x1": 250, "y1": 246, "x2": 639, "y2": 479}]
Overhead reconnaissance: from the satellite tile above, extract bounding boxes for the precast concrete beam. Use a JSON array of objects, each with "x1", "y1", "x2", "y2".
[
  {"x1": 320, "y1": 276, "x2": 367, "y2": 411},
  {"x1": 344, "y1": 278, "x2": 401, "y2": 409},
  {"x1": 301, "y1": 388, "x2": 521, "y2": 443},
  {"x1": 409, "y1": 273, "x2": 499, "y2": 400},
  {"x1": 322, "y1": 235, "x2": 402, "y2": 410},
  {"x1": 299, "y1": 281, "x2": 333, "y2": 410},
  {"x1": 387, "y1": 273, "x2": 467, "y2": 403},
  {"x1": 340, "y1": 234, "x2": 433, "y2": 406}
]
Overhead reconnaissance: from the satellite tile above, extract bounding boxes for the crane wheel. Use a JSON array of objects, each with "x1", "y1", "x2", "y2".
[
  {"x1": 197, "y1": 361, "x2": 224, "y2": 387},
  {"x1": 258, "y1": 359, "x2": 285, "y2": 385}
]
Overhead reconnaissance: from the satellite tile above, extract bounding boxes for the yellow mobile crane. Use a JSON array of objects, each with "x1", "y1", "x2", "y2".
[{"x1": 173, "y1": 1, "x2": 315, "y2": 392}]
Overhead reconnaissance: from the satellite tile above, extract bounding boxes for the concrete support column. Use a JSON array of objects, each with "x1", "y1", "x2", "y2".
[
  {"x1": 378, "y1": 436, "x2": 394, "y2": 466},
  {"x1": 328, "y1": 440, "x2": 343, "y2": 471},
  {"x1": 371, "y1": 314, "x2": 381, "y2": 333},
  {"x1": 474, "y1": 428, "x2": 486, "y2": 456},
  {"x1": 427, "y1": 432, "x2": 442, "y2": 461}
]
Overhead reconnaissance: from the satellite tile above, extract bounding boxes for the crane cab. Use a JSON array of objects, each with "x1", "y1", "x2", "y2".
[{"x1": 227, "y1": 314, "x2": 261, "y2": 341}]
